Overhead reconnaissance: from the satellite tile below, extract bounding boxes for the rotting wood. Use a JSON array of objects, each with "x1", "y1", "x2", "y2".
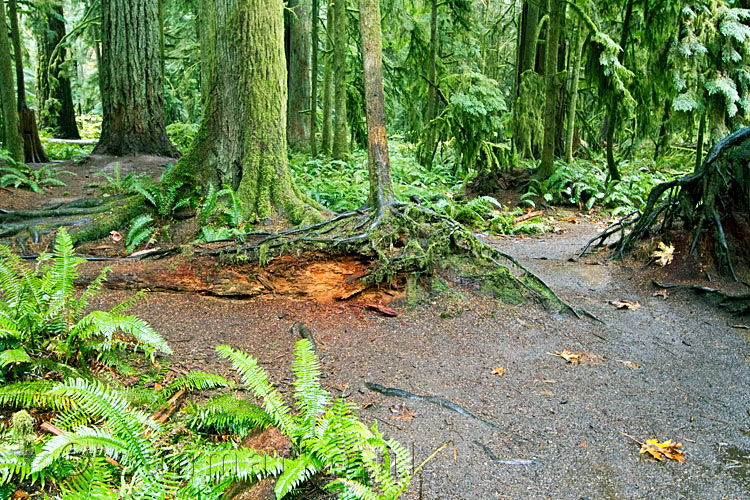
[{"x1": 151, "y1": 389, "x2": 187, "y2": 424}]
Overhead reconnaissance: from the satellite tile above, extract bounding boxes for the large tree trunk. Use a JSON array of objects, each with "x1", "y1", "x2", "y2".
[
  {"x1": 94, "y1": 0, "x2": 175, "y2": 156},
  {"x1": 8, "y1": 0, "x2": 48, "y2": 163},
  {"x1": 538, "y1": 0, "x2": 563, "y2": 179},
  {"x1": 565, "y1": 23, "x2": 585, "y2": 163},
  {"x1": 321, "y1": 2, "x2": 334, "y2": 154},
  {"x1": 310, "y1": 0, "x2": 320, "y2": 156},
  {"x1": 332, "y1": 0, "x2": 349, "y2": 160},
  {"x1": 176, "y1": 0, "x2": 317, "y2": 224},
  {"x1": 287, "y1": 0, "x2": 311, "y2": 149},
  {"x1": 0, "y1": 0, "x2": 23, "y2": 162},
  {"x1": 35, "y1": 2, "x2": 80, "y2": 139},
  {"x1": 359, "y1": 0, "x2": 393, "y2": 212},
  {"x1": 417, "y1": 0, "x2": 439, "y2": 168}
]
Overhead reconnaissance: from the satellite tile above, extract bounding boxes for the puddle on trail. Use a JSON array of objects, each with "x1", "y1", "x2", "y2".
[{"x1": 718, "y1": 446, "x2": 750, "y2": 488}]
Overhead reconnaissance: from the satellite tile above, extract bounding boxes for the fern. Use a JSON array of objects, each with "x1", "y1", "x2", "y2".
[
  {"x1": 126, "y1": 215, "x2": 155, "y2": 253},
  {"x1": 184, "y1": 394, "x2": 273, "y2": 435},
  {"x1": 163, "y1": 371, "x2": 232, "y2": 397}
]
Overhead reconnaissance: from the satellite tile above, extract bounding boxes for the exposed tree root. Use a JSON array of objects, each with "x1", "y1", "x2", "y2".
[
  {"x1": 653, "y1": 281, "x2": 750, "y2": 315},
  {"x1": 580, "y1": 127, "x2": 750, "y2": 279}
]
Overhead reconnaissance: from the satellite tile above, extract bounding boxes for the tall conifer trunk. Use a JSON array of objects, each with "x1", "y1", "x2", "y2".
[
  {"x1": 321, "y1": 2, "x2": 334, "y2": 154},
  {"x1": 332, "y1": 0, "x2": 349, "y2": 159},
  {"x1": 538, "y1": 0, "x2": 562, "y2": 179},
  {"x1": 287, "y1": 0, "x2": 312, "y2": 148},
  {"x1": 310, "y1": 0, "x2": 320, "y2": 156},
  {"x1": 36, "y1": 2, "x2": 80, "y2": 139},
  {"x1": 0, "y1": 0, "x2": 22, "y2": 161},
  {"x1": 176, "y1": 0, "x2": 317, "y2": 223},
  {"x1": 94, "y1": 0, "x2": 175, "y2": 156},
  {"x1": 417, "y1": 0, "x2": 438, "y2": 168}
]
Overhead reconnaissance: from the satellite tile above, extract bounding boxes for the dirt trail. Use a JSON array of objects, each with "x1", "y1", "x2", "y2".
[{"x1": 84, "y1": 219, "x2": 750, "y2": 499}]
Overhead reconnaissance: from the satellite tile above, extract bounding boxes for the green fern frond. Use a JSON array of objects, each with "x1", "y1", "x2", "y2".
[
  {"x1": 292, "y1": 339, "x2": 330, "y2": 437},
  {"x1": 0, "y1": 449, "x2": 31, "y2": 486},
  {"x1": 184, "y1": 394, "x2": 273, "y2": 435},
  {"x1": 163, "y1": 371, "x2": 232, "y2": 397},
  {"x1": 74, "y1": 311, "x2": 172, "y2": 355},
  {"x1": 216, "y1": 345, "x2": 293, "y2": 435},
  {"x1": 58, "y1": 457, "x2": 117, "y2": 500},
  {"x1": 187, "y1": 448, "x2": 285, "y2": 485},
  {"x1": 0, "y1": 381, "x2": 68, "y2": 410},
  {"x1": 0, "y1": 349, "x2": 31, "y2": 368},
  {"x1": 274, "y1": 454, "x2": 321, "y2": 499},
  {"x1": 32, "y1": 427, "x2": 130, "y2": 472}
]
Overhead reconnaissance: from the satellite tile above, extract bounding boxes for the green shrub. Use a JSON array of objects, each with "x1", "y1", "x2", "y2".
[{"x1": 0, "y1": 148, "x2": 73, "y2": 193}]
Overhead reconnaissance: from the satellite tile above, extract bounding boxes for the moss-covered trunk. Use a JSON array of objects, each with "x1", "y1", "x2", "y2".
[
  {"x1": 565, "y1": 23, "x2": 585, "y2": 164},
  {"x1": 94, "y1": 0, "x2": 175, "y2": 156},
  {"x1": 538, "y1": 0, "x2": 562, "y2": 179},
  {"x1": 321, "y1": 2, "x2": 334, "y2": 154},
  {"x1": 176, "y1": 0, "x2": 317, "y2": 224},
  {"x1": 359, "y1": 0, "x2": 394, "y2": 211},
  {"x1": 417, "y1": 0, "x2": 438, "y2": 168},
  {"x1": 35, "y1": 3, "x2": 80, "y2": 140},
  {"x1": 310, "y1": 0, "x2": 320, "y2": 156},
  {"x1": 0, "y1": 0, "x2": 22, "y2": 162},
  {"x1": 332, "y1": 0, "x2": 349, "y2": 160},
  {"x1": 287, "y1": 0, "x2": 311, "y2": 149}
]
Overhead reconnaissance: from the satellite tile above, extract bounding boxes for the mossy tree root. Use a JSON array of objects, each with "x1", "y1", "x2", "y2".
[{"x1": 581, "y1": 126, "x2": 750, "y2": 279}]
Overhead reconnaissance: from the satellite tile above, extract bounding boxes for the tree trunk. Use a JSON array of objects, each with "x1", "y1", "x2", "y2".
[
  {"x1": 538, "y1": 0, "x2": 562, "y2": 179},
  {"x1": 359, "y1": 0, "x2": 394, "y2": 211},
  {"x1": 8, "y1": 0, "x2": 49, "y2": 163},
  {"x1": 35, "y1": 2, "x2": 81, "y2": 139},
  {"x1": 512, "y1": 1, "x2": 540, "y2": 155},
  {"x1": 417, "y1": 0, "x2": 438, "y2": 168},
  {"x1": 175, "y1": 0, "x2": 317, "y2": 224},
  {"x1": 310, "y1": 0, "x2": 320, "y2": 156},
  {"x1": 565, "y1": 24, "x2": 585, "y2": 163},
  {"x1": 287, "y1": 0, "x2": 311, "y2": 149},
  {"x1": 696, "y1": 112, "x2": 706, "y2": 170},
  {"x1": 321, "y1": 1, "x2": 334, "y2": 154},
  {"x1": 332, "y1": 0, "x2": 349, "y2": 160},
  {"x1": 94, "y1": 0, "x2": 175, "y2": 157},
  {"x1": 0, "y1": 0, "x2": 22, "y2": 161}
]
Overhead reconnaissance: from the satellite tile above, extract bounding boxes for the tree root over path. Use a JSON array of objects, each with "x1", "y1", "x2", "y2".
[{"x1": 579, "y1": 127, "x2": 750, "y2": 279}]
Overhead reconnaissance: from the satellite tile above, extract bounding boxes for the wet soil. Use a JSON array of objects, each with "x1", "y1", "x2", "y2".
[{"x1": 4, "y1": 157, "x2": 750, "y2": 499}]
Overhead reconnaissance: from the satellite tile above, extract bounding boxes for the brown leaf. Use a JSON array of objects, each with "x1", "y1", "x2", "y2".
[
  {"x1": 548, "y1": 350, "x2": 582, "y2": 364},
  {"x1": 639, "y1": 439, "x2": 686, "y2": 462},
  {"x1": 109, "y1": 230, "x2": 122, "y2": 242},
  {"x1": 366, "y1": 303, "x2": 398, "y2": 317},
  {"x1": 617, "y1": 360, "x2": 640, "y2": 370},
  {"x1": 609, "y1": 299, "x2": 641, "y2": 310},
  {"x1": 389, "y1": 403, "x2": 415, "y2": 422},
  {"x1": 652, "y1": 289, "x2": 669, "y2": 299},
  {"x1": 490, "y1": 366, "x2": 506, "y2": 377},
  {"x1": 651, "y1": 242, "x2": 675, "y2": 267}
]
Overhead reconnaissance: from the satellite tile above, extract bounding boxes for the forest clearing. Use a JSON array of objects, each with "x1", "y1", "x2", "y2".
[{"x1": 1, "y1": 0, "x2": 750, "y2": 499}]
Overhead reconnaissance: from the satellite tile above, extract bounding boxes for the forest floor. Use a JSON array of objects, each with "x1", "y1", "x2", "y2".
[{"x1": 3, "y1": 157, "x2": 750, "y2": 499}]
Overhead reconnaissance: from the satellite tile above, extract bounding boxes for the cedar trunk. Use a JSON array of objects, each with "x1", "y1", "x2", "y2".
[
  {"x1": 94, "y1": 0, "x2": 175, "y2": 156},
  {"x1": 321, "y1": 2, "x2": 334, "y2": 154},
  {"x1": 538, "y1": 0, "x2": 562, "y2": 179},
  {"x1": 310, "y1": 0, "x2": 320, "y2": 156},
  {"x1": 36, "y1": 2, "x2": 80, "y2": 139},
  {"x1": 359, "y1": 0, "x2": 393, "y2": 210},
  {"x1": 0, "y1": 1, "x2": 22, "y2": 161},
  {"x1": 332, "y1": 0, "x2": 349, "y2": 159},
  {"x1": 287, "y1": 0, "x2": 312, "y2": 148},
  {"x1": 176, "y1": 0, "x2": 315, "y2": 223}
]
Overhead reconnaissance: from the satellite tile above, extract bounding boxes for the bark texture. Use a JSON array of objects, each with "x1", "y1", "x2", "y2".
[
  {"x1": 565, "y1": 24, "x2": 585, "y2": 163},
  {"x1": 332, "y1": 0, "x2": 349, "y2": 159},
  {"x1": 359, "y1": 0, "x2": 393, "y2": 210},
  {"x1": 417, "y1": 0, "x2": 439, "y2": 168},
  {"x1": 321, "y1": 2, "x2": 334, "y2": 154},
  {"x1": 538, "y1": 0, "x2": 563, "y2": 179},
  {"x1": 35, "y1": 2, "x2": 80, "y2": 139},
  {"x1": 0, "y1": 0, "x2": 23, "y2": 161},
  {"x1": 94, "y1": 0, "x2": 175, "y2": 156},
  {"x1": 310, "y1": 0, "x2": 320, "y2": 156},
  {"x1": 177, "y1": 0, "x2": 316, "y2": 223},
  {"x1": 287, "y1": 0, "x2": 311, "y2": 149}
]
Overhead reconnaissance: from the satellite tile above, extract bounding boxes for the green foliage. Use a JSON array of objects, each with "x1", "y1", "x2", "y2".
[
  {"x1": 126, "y1": 214, "x2": 156, "y2": 253},
  {"x1": 0, "y1": 148, "x2": 73, "y2": 193},
  {"x1": 166, "y1": 122, "x2": 200, "y2": 153},
  {"x1": 40, "y1": 138, "x2": 93, "y2": 161},
  {"x1": 0, "y1": 228, "x2": 171, "y2": 382},
  {"x1": 94, "y1": 162, "x2": 148, "y2": 195},
  {"x1": 134, "y1": 163, "x2": 197, "y2": 218},
  {"x1": 198, "y1": 184, "x2": 245, "y2": 242}
]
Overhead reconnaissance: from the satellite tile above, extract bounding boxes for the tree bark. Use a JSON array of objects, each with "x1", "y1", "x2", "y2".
[
  {"x1": 321, "y1": 1, "x2": 334, "y2": 154},
  {"x1": 8, "y1": 0, "x2": 48, "y2": 163},
  {"x1": 287, "y1": 0, "x2": 311, "y2": 149},
  {"x1": 35, "y1": 2, "x2": 81, "y2": 139},
  {"x1": 417, "y1": 0, "x2": 439, "y2": 168},
  {"x1": 359, "y1": 0, "x2": 394, "y2": 211},
  {"x1": 332, "y1": 0, "x2": 349, "y2": 160},
  {"x1": 0, "y1": 0, "x2": 23, "y2": 161},
  {"x1": 94, "y1": 0, "x2": 175, "y2": 156},
  {"x1": 565, "y1": 24, "x2": 585, "y2": 163},
  {"x1": 175, "y1": 0, "x2": 318, "y2": 224},
  {"x1": 538, "y1": 0, "x2": 563, "y2": 179},
  {"x1": 310, "y1": 0, "x2": 320, "y2": 156}
]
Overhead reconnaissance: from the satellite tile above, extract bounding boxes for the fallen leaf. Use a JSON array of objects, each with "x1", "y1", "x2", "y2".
[
  {"x1": 653, "y1": 289, "x2": 669, "y2": 299},
  {"x1": 639, "y1": 439, "x2": 686, "y2": 462},
  {"x1": 109, "y1": 230, "x2": 122, "y2": 242},
  {"x1": 578, "y1": 442, "x2": 586, "y2": 448},
  {"x1": 651, "y1": 241, "x2": 675, "y2": 267},
  {"x1": 552, "y1": 226, "x2": 568, "y2": 234},
  {"x1": 549, "y1": 350, "x2": 582, "y2": 364},
  {"x1": 389, "y1": 403, "x2": 415, "y2": 422},
  {"x1": 490, "y1": 367, "x2": 506, "y2": 377},
  {"x1": 617, "y1": 360, "x2": 640, "y2": 369},
  {"x1": 366, "y1": 303, "x2": 398, "y2": 317},
  {"x1": 543, "y1": 379, "x2": 557, "y2": 383},
  {"x1": 609, "y1": 299, "x2": 641, "y2": 310},
  {"x1": 154, "y1": 383, "x2": 163, "y2": 391},
  {"x1": 362, "y1": 401, "x2": 376, "y2": 409}
]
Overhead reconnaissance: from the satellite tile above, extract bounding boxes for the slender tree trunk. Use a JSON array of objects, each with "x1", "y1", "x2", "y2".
[
  {"x1": 94, "y1": 0, "x2": 175, "y2": 156},
  {"x1": 695, "y1": 112, "x2": 706, "y2": 170},
  {"x1": 35, "y1": 3, "x2": 80, "y2": 139},
  {"x1": 538, "y1": 0, "x2": 562, "y2": 179},
  {"x1": 8, "y1": 0, "x2": 48, "y2": 163},
  {"x1": 0, "y1": 0, "x2": 22, "y2": 161},
  {"x1": 310, "y1": 0, "x2": 320, "y2": 156},
  {"x1": 513, "y1": 1, "x2": 540, "y2": 153},
  {"x1": 654, "y1": 99, "x2": 671, "y2": 160},
  {"x1": 332, "y1": 0, "x2": 349, "y2": 160},
  {"x1": 287, "y1": 0, "x2": 312, "y2": 149},
  {"x1": 565, "y1": 25, "x2": 585, "y2": 163},
  {"x1": 175, "y1": 0, "x2": 317, "y2": 224},
  {"x1": 359, "y1": 0, "x2": 393, "y2": 212},
  {"x1": 417, "y1": 0, "x2": 439, "y2": 168},
  {"x1": 321, "y1": 1, "x2": 334, "y2": 154}
]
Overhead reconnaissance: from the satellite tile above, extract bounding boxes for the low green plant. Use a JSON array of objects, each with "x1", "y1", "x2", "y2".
[
  {"x1": 198, "y1": 184, "x2": 245, "y2": 242},
  {"x1": 134, "y1": 163, "x2": 197, "y2": 218},
  {"x1": 94, "y1": 162, "x2": 148, "y2": 195},
  {"x1": 0, "y1": 228, "x2": 171, "y2": 383},
  {"x1": 126, "y1": 214, "x2": 156, "y2": 252},
  {"x1": 0, "y1": 148, "x2": 73, "y2": 193},
  {"x1": 166, "y1": 122, "x2": 200, "y2": 153},
  {"x1": 40, "y1": 139, "x2": 93, "y2": 161}
]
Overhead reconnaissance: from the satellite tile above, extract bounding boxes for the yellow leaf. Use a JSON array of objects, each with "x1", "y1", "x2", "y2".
[
  {"x1": 617, "y1": 360, "x2": 639, "y2": 369},
  {"x1": 651, "y1": 242, "x2": 675, "y2": 267},
  {"x1": 490, "y1": 367, "x2": 506, "y2": 377},
  {"x1": 609, "y1": 299, "x2": 641, "y2": 310},
  {"x1": 639, "y1": 439, "x2": 686, "y2": 462},
  {"x1": 549, "y1": 350, "x2": 582, "y2": 364}
]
